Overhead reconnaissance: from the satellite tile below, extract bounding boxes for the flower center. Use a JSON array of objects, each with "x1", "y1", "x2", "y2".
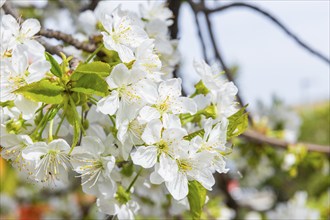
[
  {"x1": 128, "y1": 120, "x2": 145, "y2": 139},
  {"x1": 155, "y1": 96, "x2": 170, "y2": 113},
  {"x1": 156, "y1": 139, "x2": 169, "y2": 154},
  {"x1": 177, "y1": 159, "x2": 193, "y2": 172}
]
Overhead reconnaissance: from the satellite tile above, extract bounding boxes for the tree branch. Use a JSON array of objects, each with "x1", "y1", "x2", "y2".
[
  {"x1": 36, "y1": 38, "x2": 65, "y2": 57},
  {"x1": 192, "y1": 2, "x2": 330, "y2": 65},
  {"x1": 38, "y1": 29, "x2": 97, "y2": 52},
  {"x1": 2, "y1": 2, "x2": 20, "y2": 19},
  {"x1": 242, "y1": 130, "x2": 330, "y2": 155},
  {"x1": 188, "y1": 0, "x2": 253, "y2": 125},
  {"x1": 167, "y1": 0, "x2": 185, "y2": 96}
]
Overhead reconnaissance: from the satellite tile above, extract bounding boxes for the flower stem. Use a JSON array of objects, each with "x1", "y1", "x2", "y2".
[
  {"x1": 48, "y1": 119, "x2": 54, "y2": 142},
  {"x1": 85, "y1": 44, "x2": 104, "y2": 63},
  {"x1": 55, "y1": 114, "x2": 65, "y2": 137},
  {"x1": 31, "y1": 107, "x2": 53, "y2": 139},
  {"x1": 126, "y1": 168, "x2": 143, "y2": 193}
]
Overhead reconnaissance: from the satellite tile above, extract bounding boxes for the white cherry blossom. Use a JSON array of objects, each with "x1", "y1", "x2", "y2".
[
  {"x1": 71, "y1": 136, "x2": 117, "y2": 197},
  {"x1": 0, "y1": 14, "x2": 43, "y2": 54},
  {"x1": 0, "y1": 134, "x2": 33, "y2": 171},
  {"x1": 22, "y1": 139, "x2": 71, "y2": 185},
  {"x1": 138, "y1": 78, "x2": 197, "y2": 123},
  {"x1": 97, "y1": 63, "x2": 155, "y2": 115},
  {"x1": 97, "y1": 195, "x2": 140, "y2": 220},
  {"x1": 101, "y1": 8, "x2": 148, "y2": 62},
  {"x1": 139, "y1": 2, "x2": 173, "y2": 26},
  {"x1": 0, "y1": 44, "x2": 50, "y2": 102}
]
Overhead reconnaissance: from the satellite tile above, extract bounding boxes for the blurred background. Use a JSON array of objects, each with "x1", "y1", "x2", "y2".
[{"x1": 1, "y1": 0, "x2": 329, "y2": 219}]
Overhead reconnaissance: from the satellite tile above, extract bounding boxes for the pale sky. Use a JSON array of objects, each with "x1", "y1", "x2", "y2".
[{"x1": 178, "y1": 1, "x2": 330, "y2": 109}]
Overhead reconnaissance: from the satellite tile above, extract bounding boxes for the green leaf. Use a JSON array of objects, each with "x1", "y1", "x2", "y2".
[
  {"x1": 45, "y1": 52, "x2": 62, "y2": 77},
  {"x1": 187, "y1": 181, "x2": 207, "y2": 220},
  {"x1": 14, "y1": 80, "x2": 64, "y2": 104},
  {"x1": 0, "y1": 100, "x2": 14, "y2": 108},
  {"x1": 74, "y1": 61, "x2": 110, "y2": 77},
  {"x1": 227, "y1": 105, "x2": 249, "y2": 140},
  {"x1": 66, "y1": 96, "x2": 81, "y2": 148},
  {"x1": 184, "y1": 129, "x2": 205, "y2": 141},
  {"x1": 71, "y1": 73, "x2": 109, "y2": 96},
  {"x1": 194, "y1": 80, "x2": 209, "y2": 95}
]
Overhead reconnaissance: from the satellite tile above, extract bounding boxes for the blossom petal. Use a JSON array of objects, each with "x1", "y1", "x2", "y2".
[
  {"x1": 158, "y1": 154, "x2": 178, "y2": 181},
  {"x1": 138, "y1": 106, "x2": 160, "y2": 124},
  {"x1": 165, "y1": 171, "x2": 188, "y2": 200},
  {"x1": 141, "y1": 119, "x2": 162, "y2": 144},
  {"x1": 22, "y1": 142, "x2": 48, "y2": 161},
  {"x1": 48, "y1": 139, "x2": 70, "y2": 152},
  {"x1": 194, "y1": 169, "x2": 215, "y2": 191},
  {"x1": 150, "y1": 164, "x2": 164, "y2": 184},
  {"x1": 107, "y1": 64, "x2": 131, "y2": 88},
  {"x1": 97, "y1": 197, "x2": 118, "y2": 215},
  {"x1": 80, "y1": 136, "x2": 105, "y2": 156},
  {"x1": 1, "y1": 14, "x2": 19, "y2": 35},
  {"x1": 26, "y1": 60, "x2": 50, "y2": 84},
  {"x1": 21, "y1": 18, "x2": 41, "y2": 38},
  {"x1": 131, "y1": 146, "x2": 157, "y2": 168},
  {"x1": 97, "y1": 91, "x2": 119, "y2": 115}
]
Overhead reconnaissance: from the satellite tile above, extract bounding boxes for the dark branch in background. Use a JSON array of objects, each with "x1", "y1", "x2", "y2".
[
  {"x1": 167, "y1": 0, "x2": 181, "y2": 80},
  {"x1": 167, "y1": 0, "x2": 185, "y2": 96},
  {"x1": 188, "y1": 0, "x2": 253, "y2": 125},
  {"x1": 80, "y1": 0, "x2": 100, "y2": 12},
  {"x1": 168, "y1": 0, "x2": 182, "y2": 40},
  {"x1": 216, "y1": 175, "x2": 238, "y2": 211},
  {"x1": 195, "y1": 2, "x2": 330, "y2": 65}
]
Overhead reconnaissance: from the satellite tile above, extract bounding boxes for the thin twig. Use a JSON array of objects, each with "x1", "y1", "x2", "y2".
[{"x1": 192, "y1": 1, "x2": 330, "y2": 65}]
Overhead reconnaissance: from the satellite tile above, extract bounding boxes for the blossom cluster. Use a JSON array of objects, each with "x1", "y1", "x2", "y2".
[{"x1": 0, "y1": 2, "x2": 245, "y2": 219}]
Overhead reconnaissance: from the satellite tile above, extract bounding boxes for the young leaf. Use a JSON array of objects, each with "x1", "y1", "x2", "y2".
[
  {"x1": 74, "y1": 61, "x2": 111, "y2": 77},
  {"x1": 187, "y1": 181, "x2": 207, "y2": 220},
  {"x1": 66, "y1": 96, "x2": 81, "y2": 148},
  {"x1": 71, "y1": 73, "x2": 109, "y2": 97},
  {"x1": 14, "y1": 80, "x2": 64, "y2": 104},
  {"x1": 45, "y1": 52, "x2": 62, "y2": 77},
  {"x1": 184, "y1": 129, "x2": 205, "y2": 141},
  {"x1": 227, "y1": 105, "x2": 248, "y2": 140}
]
